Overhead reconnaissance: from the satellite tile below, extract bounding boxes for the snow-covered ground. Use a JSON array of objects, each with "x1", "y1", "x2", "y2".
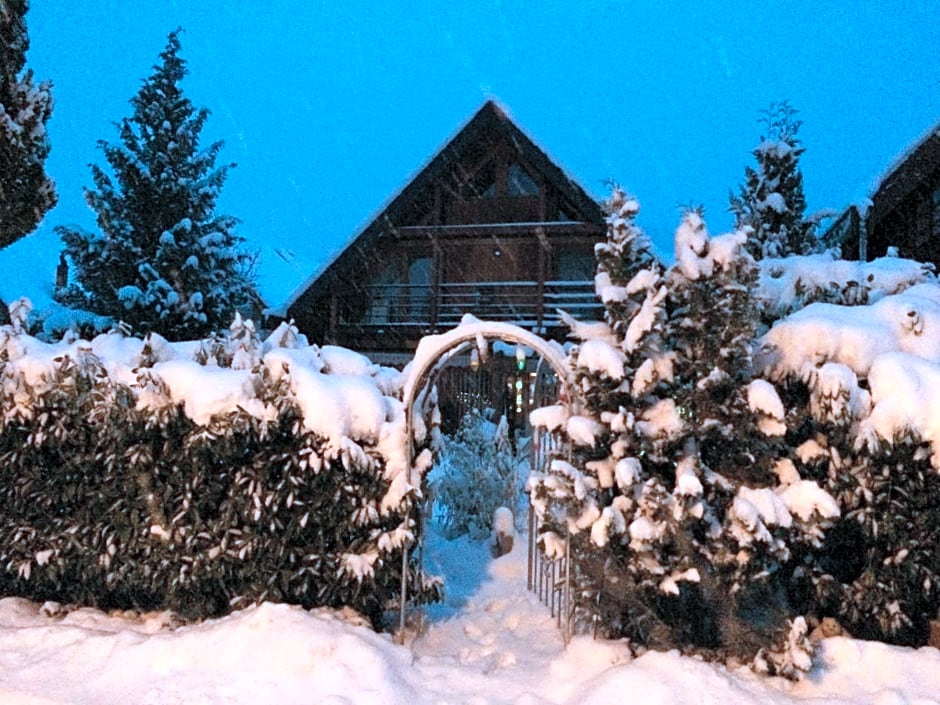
[{"x1": 1, "y1": 527, "x2": 938, "y2": 705}]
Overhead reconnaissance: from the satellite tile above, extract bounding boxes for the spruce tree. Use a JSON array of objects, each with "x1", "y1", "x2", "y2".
[
  {"x1": 431, "y1": 411, "x2": 522, "y2": 539},
  {"x1": 529, "y1": 188, "x2": 673, "y2": 640},
  {"x1": 56, "y1": 30, "x2": 257, "y2": 340},
  {"x1": 665, "y1": 208, "x2": 772, "y2": 484},
  {"x1": 531, "y1": 199, "x2": 831, "y2": 674},
  {"x1": 730, "y1": 101, "x2": 815, "y2": 259},
  {"x1": 0, "y1": 0, "x2": 56, "y2": 249}
]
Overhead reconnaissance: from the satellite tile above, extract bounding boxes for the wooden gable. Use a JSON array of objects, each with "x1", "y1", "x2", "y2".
[
  {"x1": 865, "y1": 125, "x2": 940, "y2": 264},
  {"x1": 825, "y1": 123, "x2": 940, "y2": 266},
  {"x1": 282, "y1": 101, "x2": 605, "y2": 357}
]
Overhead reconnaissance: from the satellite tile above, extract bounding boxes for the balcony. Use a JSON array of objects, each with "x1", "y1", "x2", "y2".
[{"x1": 357, "y1": 280, "x2": 602, "y2": 331}]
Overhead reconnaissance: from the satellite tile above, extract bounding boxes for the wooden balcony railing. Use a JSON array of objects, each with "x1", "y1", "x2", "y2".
[{"x1": 357, "y1": 280, "x2": 602, "y2": 330}]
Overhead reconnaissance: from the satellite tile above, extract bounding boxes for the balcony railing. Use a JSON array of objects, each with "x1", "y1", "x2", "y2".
[{"x1": 358, "y1": 280, "x2": 601, "y2": 330}]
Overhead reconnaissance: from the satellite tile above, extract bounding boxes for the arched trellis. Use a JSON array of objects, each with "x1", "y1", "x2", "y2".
[{"x1": 396, "y1": 319, "x2": 574, "y2": 639}]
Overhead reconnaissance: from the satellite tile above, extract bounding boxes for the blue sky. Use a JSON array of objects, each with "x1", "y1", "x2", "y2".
[{"x1": 6, "y1": 1, "x2": 940, "y2": 309}]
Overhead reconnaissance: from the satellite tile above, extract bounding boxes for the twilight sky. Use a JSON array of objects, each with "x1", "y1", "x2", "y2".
[{"x1": 7, "y1": 1, "x2": 940, "y2": 309}]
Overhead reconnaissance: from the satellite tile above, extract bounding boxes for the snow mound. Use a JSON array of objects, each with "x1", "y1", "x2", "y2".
[{"x1": 1, "y1": 542, "x2": 939, "y2": 705}]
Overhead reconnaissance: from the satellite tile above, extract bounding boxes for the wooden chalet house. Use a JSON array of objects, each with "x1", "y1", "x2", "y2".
[
  {"x1": 280, "y1": 101, "x2": 606, "y2": 366},
  {"x1": 824, "y1": 121, "x2": 940, "y2": 268}
]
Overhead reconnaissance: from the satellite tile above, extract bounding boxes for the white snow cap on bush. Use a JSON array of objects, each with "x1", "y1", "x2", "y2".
[
  {"x1": 746, "y1": 379, "x2": 786, "y2": 436},
  {"x1": 757, "y1": 252, "x2": 933, "y2": 313},
  {"x1": 761, "y1": 281, "x2": 940, "y2": 466},
  {"x1": 529, "y1": 404, "x2": 568, "y2": 432},
  {"x1": 778, "y1": 480, "x2": 840, "y2": 522},
  {"x1": 762, "y1": 284, "x2": 940, "y2": 379},
  {"x1": 576, "y1": 339, "x2": 626, "y2": 380},
  {"x1": 0, "y1": 323, "x2": 412, "y2": 509},
  {"x1": 566, "y1": 414, "x2": 604, "y2": 447},
  {"x1": 864, "y1": 352, "x2": 940, "y2": 467}
]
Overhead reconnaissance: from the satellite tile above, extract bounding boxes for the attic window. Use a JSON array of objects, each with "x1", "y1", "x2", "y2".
[{"x1": 507, "y1": 163, "x2": 538, "y2": 197}]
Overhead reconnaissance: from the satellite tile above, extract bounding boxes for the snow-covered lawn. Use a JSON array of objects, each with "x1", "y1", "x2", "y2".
[{"x1": 1, "y1": 529, "x2": 938, "y2": 705}]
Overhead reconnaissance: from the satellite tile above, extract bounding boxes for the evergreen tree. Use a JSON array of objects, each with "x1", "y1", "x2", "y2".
[
  {"x1": 0, "y1": 0, "x2": 56, "y2": 249},
  {"x1": 657, "y1": 209, "x2": 791, "y2": 654},
  {"x1": 665, "y1": 208, "x2": 771, "y2": 485},
  {"x1": 531, "y1": 199, "x2": 832, "y2": 674},
  {"x1": 530, "y1": 189, "x2": 673, "y2": 640},
  {"x1": 431, "y1": 411, "x2": 522, "y2": 540},
  {"x1": 56, "y1": 30, "x2": 257, "y2": 340},
  {"x1": 730, "y1": 102, "x2": 816, "y2": 260}
]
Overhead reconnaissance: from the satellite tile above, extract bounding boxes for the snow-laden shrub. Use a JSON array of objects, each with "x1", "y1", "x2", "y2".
[
  {"x1": 756, "y1": 253, "x2": 934, "y2": 326},
  {"x1": 0, "y1": 320, "x2": 439, "y2": 625},
  {"x1": 430, "y1": 411, "x2": 524, "y2": 540},
  {"x1": 760, "y1": 281, "x2": 940, "y2": 645},
  {"x1": 770, "y1": 376, "x2": 940, "y2": 646}
]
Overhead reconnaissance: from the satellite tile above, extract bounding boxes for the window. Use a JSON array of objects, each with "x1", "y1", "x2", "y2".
[
  {"x1": 408, "y1": 256, "x2": 432, "y2": 319},
  {"x1": 507, "y1": 163, "x2": 539, "y2": 197},
  {"x1": 555, "y1": 251, "x2": 595, "y2": 281},
  {"x1": 468, "y1": 163, "x2": 497, "y2": 198},
  {"x1": 366, "y1": 262, "x2": 402, "y2": 324}
]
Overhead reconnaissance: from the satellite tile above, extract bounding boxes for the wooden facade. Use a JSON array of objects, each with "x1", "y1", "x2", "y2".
[
  {"x1": 824, "y1": 123, "x2": 940, "y2": 267},
  {"x1": 280, "y1": 101, "x2": 606, "y2": 364}
]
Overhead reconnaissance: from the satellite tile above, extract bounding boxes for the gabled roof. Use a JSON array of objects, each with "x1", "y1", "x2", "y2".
[
  {"x1": 868, "y1": 120, "x2": 940, "y2": 226},
  {"x1": 277, "y1": 100, "x2": 603, "y2": 317},
  {"x1": 822, "y1": 119, "x2": 940, "y2": 251}
]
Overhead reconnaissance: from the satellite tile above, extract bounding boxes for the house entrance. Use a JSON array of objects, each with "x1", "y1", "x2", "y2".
[{"x1": 398, "y1": 319, "x2": 574, "y2": 639}]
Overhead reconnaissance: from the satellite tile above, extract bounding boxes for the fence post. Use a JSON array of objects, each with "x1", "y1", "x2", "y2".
[
  {"x1": 527, "y1": 505, "x2": 535, "y2": 591},
  {"x1": 564, "y1": 533, "x2": 572, "y2": 643},
  {"x1": 397, "y1": 542, "x2": 409, "y2": 645}
]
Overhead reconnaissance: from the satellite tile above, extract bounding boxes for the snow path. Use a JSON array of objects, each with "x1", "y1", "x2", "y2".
[
  {"x1": 410, "y1": 532, "x2": 631, "y2": 705},
  {"x1": 0, "y1": 532, "x2": 938, "y2": 704}
]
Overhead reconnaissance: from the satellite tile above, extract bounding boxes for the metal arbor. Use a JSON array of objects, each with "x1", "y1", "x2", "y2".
[{"x1": 398, "y1": 319, "x2": 574, "y2": 640}]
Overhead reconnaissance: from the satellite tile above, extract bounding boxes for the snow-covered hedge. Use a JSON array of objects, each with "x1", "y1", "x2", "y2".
[
  {"x1": 756, "y1": 252, "x2": 933, "y2": 324},
  {"x1": 0, "y1": 319, "x2": 438, "y2": 624}
]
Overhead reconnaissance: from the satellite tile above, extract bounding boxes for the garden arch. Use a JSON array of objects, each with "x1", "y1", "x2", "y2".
[{"x1": 397, "y1": 319, "x2": 574, "y2": 638}]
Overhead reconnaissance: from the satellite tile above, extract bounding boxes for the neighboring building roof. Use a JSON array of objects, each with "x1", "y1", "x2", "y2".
[
  {"x1": 822, "y1": 119, "x2": 940, "y2": 255},
  {"x1": 274, "y1": 100, "x2": 603, "y2": 318},
  {"x1": 867, "y1": 121, "x2": 940, "y2": 229}
]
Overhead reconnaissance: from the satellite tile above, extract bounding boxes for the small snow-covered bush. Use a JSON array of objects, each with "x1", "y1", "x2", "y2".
[
  {"x1": 0, "y1": 321, "x2": 439, "y2": 625},
  {"x1": 770, "y1": 376, "x2": 940, "y2": 646},
  {"x1": 761, "y1": 281, "x2": 940, "y2": 646},
  {"x1": 430, "y1": 411, "x2": 524, "y2": 540},
  {"x1": 756, "y1": 253, "x2": 934, "y2": 326}
]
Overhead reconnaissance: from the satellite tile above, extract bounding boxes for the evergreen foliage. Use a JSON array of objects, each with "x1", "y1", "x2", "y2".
[
  {"x1": 0, "y1": 324, "x2": 439, "y2": 625},
  {"x1": 431, "y1": 411, "x2": 523, "y2": 540},
  {"x1": 529, "y1": 195, "x2": 831, "y2": 675},
  {"x1": 768, "y1": 369, "x2": 940, "y2": 646},
  {"x1": 730, "y1": 102, "x2": 816, "y2": 260},
  {"x1": 0, "y1": 0, "x2": 56, "y2": 249},
  {"x1": 56, "y1": 30, "x2": 258, "y2": 340}
]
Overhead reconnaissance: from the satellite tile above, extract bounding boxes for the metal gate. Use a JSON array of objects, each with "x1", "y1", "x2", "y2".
[
  {"x1": 399, "y1": 321, "x2": 576, "y2": 642},
  {"x1": 525, "y1": 355, "x2": 575, "y2": 642}
]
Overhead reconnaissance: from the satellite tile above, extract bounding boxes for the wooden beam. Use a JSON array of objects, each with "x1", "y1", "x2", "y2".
[
  {"x1": 536, "y1": 226, "x2": 546, "y2": 331},
  {"x1": 397, "y1": 222, "x2": 604, "y2": 240},
  {"x1": 429, "y1": 233, "x2": 442, "y2": 330}
]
